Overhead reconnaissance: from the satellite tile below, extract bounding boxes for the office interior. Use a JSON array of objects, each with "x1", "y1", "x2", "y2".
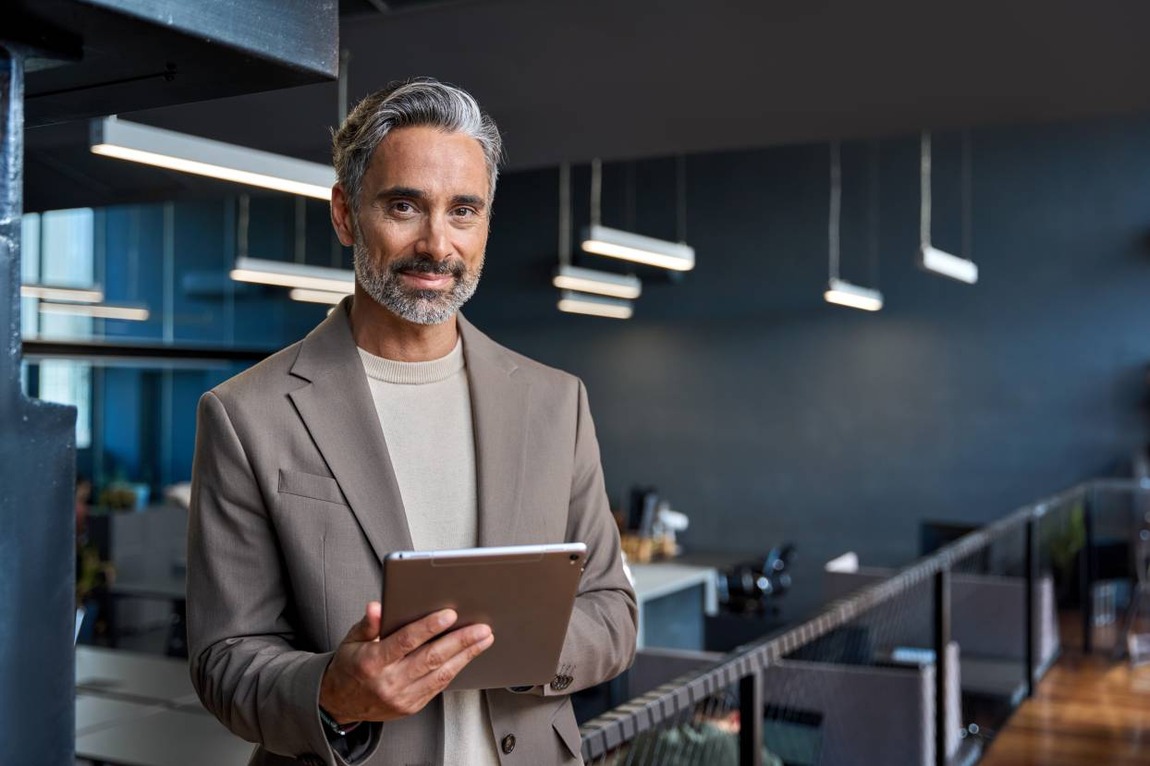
[{"x1": 6, "y1": 1, "x2": 1150, "y2": 764}]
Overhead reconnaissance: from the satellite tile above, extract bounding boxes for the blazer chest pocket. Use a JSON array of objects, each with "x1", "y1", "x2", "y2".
[{"x1": 278, "y1": 469, "x2": 348, "y2": 506}]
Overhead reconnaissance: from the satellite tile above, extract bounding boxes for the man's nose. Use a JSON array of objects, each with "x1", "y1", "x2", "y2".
[{"x1": 415, "y1": 212, "x2": 453, "y2": 261}]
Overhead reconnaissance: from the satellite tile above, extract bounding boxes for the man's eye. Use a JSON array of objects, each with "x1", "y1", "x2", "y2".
[
  {"x1": 392, "y1": 201, "x2": 414, "y2": 214},
  {"x1": 454, "y1": 207, "x2": 476, "y2": 217}
]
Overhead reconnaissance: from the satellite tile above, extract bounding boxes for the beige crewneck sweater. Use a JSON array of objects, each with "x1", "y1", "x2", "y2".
[{"x1": 358, "y1": 337, "x2": 500, "y2": 766}]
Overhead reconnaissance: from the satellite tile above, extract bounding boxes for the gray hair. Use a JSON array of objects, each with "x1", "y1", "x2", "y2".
[{"x1": 332, "y1": 78, "x2": 504, "y2": 211}]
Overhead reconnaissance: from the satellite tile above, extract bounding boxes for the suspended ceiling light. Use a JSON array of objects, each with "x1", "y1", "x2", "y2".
[
  {"x1": 580, "y1": 225, "x2": 695, "y2": 272},
  {"x1": 38, "y1": 302, "x2": 150, "y2": 321},
  {"x1": 577, "y1": 157, "x2": 695, "y2": 272},
  {"x1": 289, "y1": 288, "x2": 350, "y2": 305},
  {"x1": 230, "y1": 256, "x2": 354, "y2": 293},
  {"x1": 552, "y1": 264, "x2": 641, "y2": 300},
  {"x1": 21, "y1": 284, "x2": 103, "y2": 303},
  {"x1": 824, "y1": 278, "x2": 883, "y2": 312},
  {"x1": 824, "y1": 141, "x2": 884, "y2": 312},
  {"x1": 918, "y1": 131, "x2": 978, "y2": 284},
  {"x1": 557, "y1": 290, "x2": 633, "y2": 320},
  {"x1": 90, "y1": 117, "x2": 336, "y2": 200},
  {"x1": 919, "y1": 245, "x2": 978, "y2": 284}
]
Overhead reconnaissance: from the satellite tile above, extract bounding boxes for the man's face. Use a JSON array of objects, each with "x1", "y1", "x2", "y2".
[{"x1": 342, "y1": 125, "x2": 490, "y2": 325}]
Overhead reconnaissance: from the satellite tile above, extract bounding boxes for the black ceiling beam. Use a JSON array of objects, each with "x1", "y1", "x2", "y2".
[
  {"x1": 16, "y1": 0, "x2": 339, "y2": 127},
  {"x1": 23, "y1": 339, "x2": 274, "y2": 365}
]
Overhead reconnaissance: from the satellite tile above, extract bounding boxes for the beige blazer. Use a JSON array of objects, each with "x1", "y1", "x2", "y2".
[{"x1": 187, "y1": 302, "x2": 637, "y2": 766}]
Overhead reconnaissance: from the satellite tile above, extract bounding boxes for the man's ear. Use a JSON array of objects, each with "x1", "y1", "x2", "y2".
[{"x1": 330, "y1": 183, "x2": 356, "y2": 247}]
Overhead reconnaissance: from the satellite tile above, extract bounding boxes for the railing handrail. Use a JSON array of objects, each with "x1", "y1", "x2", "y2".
[{"x1": 579, "y1": 477, "x2": 1150, "y2": 760}]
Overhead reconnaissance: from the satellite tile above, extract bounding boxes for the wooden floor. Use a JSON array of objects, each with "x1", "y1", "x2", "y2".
[{"x1": 979, "y1": 653, "x2": 1150, "y2": 765}]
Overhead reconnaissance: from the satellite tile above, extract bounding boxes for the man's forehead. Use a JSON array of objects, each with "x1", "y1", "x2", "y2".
[{"x1": 366, "y1": 126, "x2": 488, "y2": 195}]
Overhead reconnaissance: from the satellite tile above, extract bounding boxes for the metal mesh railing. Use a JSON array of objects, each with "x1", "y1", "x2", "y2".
[{"x1": 580, "y1": 478, "x2": 1150, "y2": 766}]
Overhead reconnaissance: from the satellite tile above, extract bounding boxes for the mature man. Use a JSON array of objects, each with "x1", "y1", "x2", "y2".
[{"x1": 187, "y1": 79, "x2": 637, "y2": 766}]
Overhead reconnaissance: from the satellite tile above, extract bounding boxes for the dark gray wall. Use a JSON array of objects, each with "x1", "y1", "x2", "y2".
[{"x1": 465, "y1": 113, "x2": 1150, "y2": 578}]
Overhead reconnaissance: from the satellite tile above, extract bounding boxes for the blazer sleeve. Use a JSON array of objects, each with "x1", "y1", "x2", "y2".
[
  {"x1": 541, "y1": 380, "x2": 638, "y2": 695},
  {"x1": 186, "y1": 391, "x2": 381, "y2": 765}
]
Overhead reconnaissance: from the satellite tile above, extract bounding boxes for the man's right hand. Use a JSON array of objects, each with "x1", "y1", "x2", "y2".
[{"x1": 318, "y1": 602, "x2": 494, "y2": 724}]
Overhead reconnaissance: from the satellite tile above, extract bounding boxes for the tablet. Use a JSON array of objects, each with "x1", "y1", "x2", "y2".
[{"x1": 380, "y1": 542, "x2": 587, "y2": 691}]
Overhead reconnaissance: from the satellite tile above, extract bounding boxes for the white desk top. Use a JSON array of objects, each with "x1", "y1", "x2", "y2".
[
  {"x1": 75, "y1": 707, "x2": 255, "y2": 766},
  {"x1": 629, "y1": 562, "x2": 718, "y2": 613},
  {"x1": 76, "y1": 646, "x2": 198, "y2": 707},
  {"x1": 76, "y1": 696, "x2": 164, "y2": 737}
]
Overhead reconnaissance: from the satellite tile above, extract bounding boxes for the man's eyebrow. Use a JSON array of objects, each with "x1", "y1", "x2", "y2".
[
  {"x1": 376, "y1": 186, "x2": 426, "y2": 200},
  {"x1": 374, "y1": 188, "x2": 487, "y2": 209},
  {"x1": 452, "y1": 194, "x2": 487, "y2": 209}
]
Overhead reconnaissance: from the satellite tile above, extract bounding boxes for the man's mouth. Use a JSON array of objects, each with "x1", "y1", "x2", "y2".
[{"x1": 400, "y1": 270, "x2": 455, "y2": 290}]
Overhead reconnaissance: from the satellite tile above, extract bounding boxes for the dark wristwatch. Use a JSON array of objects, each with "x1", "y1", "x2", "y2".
[{"x1": 318, "y1": 705, "x2": 362, "y2": 739}]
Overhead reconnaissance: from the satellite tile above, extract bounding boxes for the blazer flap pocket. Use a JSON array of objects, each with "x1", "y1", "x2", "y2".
[
  {"x1": 278, "y1": 469, "x2": 347, "y2": 505},
  {"x1": 551, "y1": 703, "x2": 582, "y2": 760}
]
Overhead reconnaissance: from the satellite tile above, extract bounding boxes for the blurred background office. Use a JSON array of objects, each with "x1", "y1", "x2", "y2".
[{"x1": 6, "y1": 1, "x2": 1150, "y2": 764}]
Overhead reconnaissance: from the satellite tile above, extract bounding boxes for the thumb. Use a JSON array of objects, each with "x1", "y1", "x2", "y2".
[{"x1": 342, "y1": 601, "x2": 382, "y2": 645}]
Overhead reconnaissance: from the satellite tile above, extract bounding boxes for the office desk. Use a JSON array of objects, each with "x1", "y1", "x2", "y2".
[
  {"x1": 75, "y1": 649, "x2": 253, "y2": 766},
  {"x1": 76, "y1": 646, "x2": 198, "y2": 707},
  {"x1": 629, "y1": 562, "x2": 718, "y2": 650},
  {"x1": 76, "y1": 696, "x2": 164, "y2": 736},
  {"x1": 76, "y1": 707, "x2": 254, "y2": 766}
]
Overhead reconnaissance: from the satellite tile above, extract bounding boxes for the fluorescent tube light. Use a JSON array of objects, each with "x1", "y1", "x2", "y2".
[
  {"x1": 551, "y1": 265, "x2": 641, "y2": 300},
  {"x1": 556, "y1": 290, "x2": 633, "y2": 319},
  {"x1": 39, "y1": 302, "x2": 150, "y2": 321},
  {"x1": 824, "y1": 278, "x2": 884, "y2": 312},
  {"x1": 580, "y1": 225, "x2": 695, "y2": 272},
  {"x1": 91, "y1": 117, "x2": 336, "y2": 200},
  {"x1": 230, "y1": 257, "x2": 355, "y2": 293},
  {"x1": 21, "y1": 284, "x2": 104, "y2": 303},
  {"x1": 290, "y1": 288, "x2": 350, "y2": 305},
  {"x1": 918, "y1": 245, "x2": 979, "y2": 284}
]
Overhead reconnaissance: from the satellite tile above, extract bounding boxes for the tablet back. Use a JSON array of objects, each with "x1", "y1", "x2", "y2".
[{"x1": 381, "y1": 543, "x2": 587, "y2": 690}]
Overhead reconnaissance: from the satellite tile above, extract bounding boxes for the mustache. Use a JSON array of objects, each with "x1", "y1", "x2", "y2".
[{"x1": 389, "y1": 255, "x2": 466, "y2": 278}]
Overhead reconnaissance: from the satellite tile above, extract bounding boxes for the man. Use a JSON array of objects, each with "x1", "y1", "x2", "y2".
[{"x1": 187, "y1": 79, "x2": 637, "y2": 766}]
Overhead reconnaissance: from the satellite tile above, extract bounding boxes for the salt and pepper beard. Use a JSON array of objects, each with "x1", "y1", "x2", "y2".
[{"x1": 352, "y1": 223, "x2": 483, "y2": 326}]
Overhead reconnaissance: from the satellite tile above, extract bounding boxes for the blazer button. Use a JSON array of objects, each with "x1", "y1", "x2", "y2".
[{"x1": 501, "y1": 733, "x2": 516, "y2": 754}]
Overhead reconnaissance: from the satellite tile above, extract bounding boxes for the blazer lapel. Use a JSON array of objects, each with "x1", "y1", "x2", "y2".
[
  {"x1": 287, "y1": 300, "x2": 413, "y2": 561},
  {"x1": 459, "y1": 316, "x2": 531, "y2": 547}
]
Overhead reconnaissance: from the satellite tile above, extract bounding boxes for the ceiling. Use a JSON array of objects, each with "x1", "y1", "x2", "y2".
[{"x1": 24, "y1": 0, "x2": 1150, "y2": 211}]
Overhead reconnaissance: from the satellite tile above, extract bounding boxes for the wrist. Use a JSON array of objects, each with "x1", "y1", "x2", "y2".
[
  {"x1": 318, "y1": 661, "x2": 355, "y2": 727},
  {"x1": 319, "y1": 704, "x2": 362, "y2": 738}
]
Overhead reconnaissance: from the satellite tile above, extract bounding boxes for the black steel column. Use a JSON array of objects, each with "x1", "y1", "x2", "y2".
[
  {"x1": 0, "y1": 43, "x2": 77, "y2": 766},
  {"x1": 1025, "y1": 517, "x2": 1037, "y2": 697},
  {"x1": 739, "y1": 671, "x2": 763, "y2": 766},
  {"x1": 934, "y1": 569, "x2": 951, "y2": 766},
  {"x1": 1081, "y1": 490, "x2": 1096, "y2": 654}
]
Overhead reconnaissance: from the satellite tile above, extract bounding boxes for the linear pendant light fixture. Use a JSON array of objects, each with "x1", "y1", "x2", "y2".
[
  {"x1": 553, "y1": 264, "x2": 641, "y2": 299},
  {"x1": 38, "y1": 302, "x2": 150, "y2": 321},
  {"x1": 557, "y1": 290, "x2": 633, "y2": 319},
  {"x1": 824, "y1": 141, "x2": 884, "y2": 312},
  {"x1": 824, "y1": 278, "x2": 883, "y2": 312},
  {"x1": 21, "y1": 284, "x2": 104, "y2": 303},
  {"x1": 578, "y1": 158, "x2": 695, "y2": 272},
  {"x1": 91, "y1": 117, "x2": 336, "y2": 200},
  {"x1": 23, "y1": 284, "x2": 149, "y2": 321},
  {"x1": 227, "y1": 196, "x2": 354, "y2": 302},
  {"x1": 918, "y1": 131, "x2": 978, "y2": 284},
  {"x1": 552, "y1": 162, "x2": 637, "y2": 318},
  {"x1": 230, "y1": 257, "x2": 354, "y2": 294},
  {"x1": 581, "y1": 225, "x2": 695, "y2": 271},
  {"x1": 289, "y1": 287, "x2": 350, "y2": 305}
]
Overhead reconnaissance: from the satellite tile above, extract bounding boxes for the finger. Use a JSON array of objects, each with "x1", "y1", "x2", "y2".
[
  {"x1": 406, "y1": 629, "x2": 495, "y2": 698},
  {"x1": 403, "y1": 624, "x2": 493, "y2": 686},
  {"x1": 378, "y1": 609, "x2": 459, "y2": 664},
  {"x1": 342, "y1": 601, "x2": 383, "y2": 645}
]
